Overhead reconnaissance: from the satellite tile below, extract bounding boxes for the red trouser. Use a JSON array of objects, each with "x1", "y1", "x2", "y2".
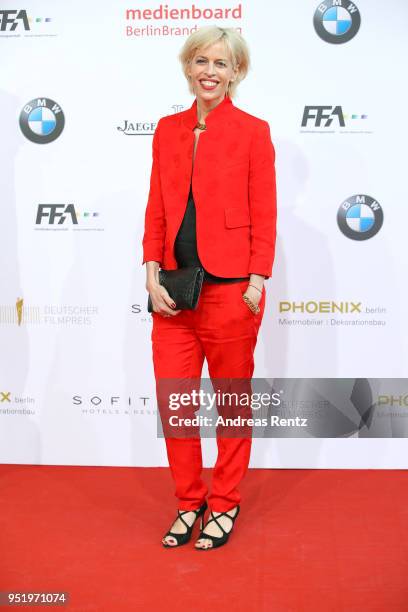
[{"x1": 151, "y1": 279, "x2": 266, "y2": 513}]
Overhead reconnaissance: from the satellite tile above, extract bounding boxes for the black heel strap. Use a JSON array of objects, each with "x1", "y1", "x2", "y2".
[
  {"x1": 204, "y1": 508, "x2": 239, "y2": 535},
  {"x1": 176, "y1": 511, "x2": 192, "y2": 531},
  {"x1": 177, "y1": 501, "x2": 207, "y2": 530}
]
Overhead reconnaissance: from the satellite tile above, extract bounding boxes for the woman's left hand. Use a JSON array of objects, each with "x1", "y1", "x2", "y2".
[{"x1": 242, "y1": 284, "x2": 263, "y2": 309}]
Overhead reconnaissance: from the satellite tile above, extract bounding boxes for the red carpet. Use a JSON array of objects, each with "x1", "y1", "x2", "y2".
[{"x1": 0, "y1": 466, "x2": 407, "y2": 611}]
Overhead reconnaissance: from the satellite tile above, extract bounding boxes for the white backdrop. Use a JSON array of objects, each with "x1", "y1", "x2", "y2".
[{"x1": 1, "y1": 0, "x2": 407, "y2": 467}]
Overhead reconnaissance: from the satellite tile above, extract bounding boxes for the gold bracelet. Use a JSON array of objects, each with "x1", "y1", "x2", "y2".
[
  {"x1": 242, "y1": 294, "x2": 260, "y2": 314},
  {"x1": 248, "y1": 283, "x2": 263, "y2": 294}
]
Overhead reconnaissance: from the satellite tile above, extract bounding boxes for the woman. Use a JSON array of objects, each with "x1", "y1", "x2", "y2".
[{"x1": 142, "y1": 26, "x2": 277, "y2": 550}]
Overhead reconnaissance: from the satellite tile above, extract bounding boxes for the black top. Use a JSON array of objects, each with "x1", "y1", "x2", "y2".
[{"x1": 174, "y1": 182, "x2": 250, "y2": 284}]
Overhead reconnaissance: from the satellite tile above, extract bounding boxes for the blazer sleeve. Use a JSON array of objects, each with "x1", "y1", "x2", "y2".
[
  {"x1": 141, "y1": 118, "x2": 165, "y2": 266},
  {"x1": 248, "y1": 120, "x2": 277, "y2": 280}
]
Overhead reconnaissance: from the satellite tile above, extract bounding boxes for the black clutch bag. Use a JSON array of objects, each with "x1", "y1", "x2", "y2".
[{"x1": 147, "y1": 266, "x2": 204, "y2": 313}]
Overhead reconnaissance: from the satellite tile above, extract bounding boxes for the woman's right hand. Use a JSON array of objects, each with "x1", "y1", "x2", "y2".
[{"x1": 146, "y1": 281, "x2": 182, "y2": 317}]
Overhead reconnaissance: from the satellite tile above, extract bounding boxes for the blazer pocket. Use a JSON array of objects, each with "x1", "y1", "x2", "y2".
[{"x1": 224, "y1": 207, "x2": 251, "y2": 229}]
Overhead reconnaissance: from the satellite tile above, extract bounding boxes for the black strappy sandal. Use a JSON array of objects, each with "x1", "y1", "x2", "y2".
[
  {"x1": 195, "y1": 505, "x2": 240, "y2": 550},
  {"x1": 162, "y1": 501, "x2": 208, "y2": 548}
]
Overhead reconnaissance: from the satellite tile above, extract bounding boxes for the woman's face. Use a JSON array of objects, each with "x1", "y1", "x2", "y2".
[{"x1": 187, "y1": 40, "x2": 238, "y2": 105}]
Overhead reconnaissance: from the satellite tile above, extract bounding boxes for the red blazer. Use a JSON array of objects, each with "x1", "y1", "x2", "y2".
[{"x1": 142, "y1": 95, "x2": 277, "y2": 279}]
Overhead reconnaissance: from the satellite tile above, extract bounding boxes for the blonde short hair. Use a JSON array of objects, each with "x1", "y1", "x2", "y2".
[{"x1": 179, "y1": 26, "x2": 250, "y2": 99}]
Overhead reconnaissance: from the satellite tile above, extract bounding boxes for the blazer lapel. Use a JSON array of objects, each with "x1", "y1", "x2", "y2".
[{"x1": 181, "y1": 95, "x2": 233, "y2": 130}]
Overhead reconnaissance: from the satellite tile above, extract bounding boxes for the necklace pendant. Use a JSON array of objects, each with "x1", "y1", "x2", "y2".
[{"x1": 194, "y1": 122, "x2": 207, "y2": 131}]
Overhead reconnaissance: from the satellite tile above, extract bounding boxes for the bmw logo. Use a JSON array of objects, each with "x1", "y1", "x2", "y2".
[
  {"x1": 337, "y1": 195, "x2": 383, "y2": 241},
  {"x1": 313, "y1": 1, "x2": 361, "y2": 44},
  {"x1": 19, "y1": 98, "x2": 65, "y2": 144}
]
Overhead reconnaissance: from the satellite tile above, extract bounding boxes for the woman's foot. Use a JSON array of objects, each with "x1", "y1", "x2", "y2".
[
  {"x1": 162, "y1": 511, "x2": 198, "y2": 546},
  {"x1": 195, "y1": 506, "x2": 239, "y2": 549},
  {"x1": 162, "y1": 502, "x2": 207, "y2": 547}
]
